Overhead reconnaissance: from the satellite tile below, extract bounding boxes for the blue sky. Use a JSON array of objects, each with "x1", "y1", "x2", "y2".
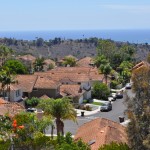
[{"x1": 0, "y1": 0, "x2": 150, "y2": 31}]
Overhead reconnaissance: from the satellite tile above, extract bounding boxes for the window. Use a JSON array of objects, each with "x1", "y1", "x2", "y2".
[{"x1": 16, "y1": 90, "x2": 20, "y2": 97}]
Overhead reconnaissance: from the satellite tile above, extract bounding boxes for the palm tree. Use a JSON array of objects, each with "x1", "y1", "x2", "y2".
[
  {"x1": 0, "y1": 45, "x2": 14, "y2": 66},
  {"x1": 37, "y1": 97, "x2": 77, "y2": 136},
  {"x1": 34, "y1": 57, "x2": 45, "y2": 72},
  {"x1": 100, "y1": 63, "x2": 112, "y2": 84},
  {"x1": 0, "y1": 68, "x2": 15, "y2": 101}
]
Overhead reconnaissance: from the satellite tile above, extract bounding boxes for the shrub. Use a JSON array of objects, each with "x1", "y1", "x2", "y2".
[
  {"x1": 25, "y1": 97, "x2": 40, "y2": 107},
  {"x1": 110, "y1": 80, "x2": 119, "y2": 89}
]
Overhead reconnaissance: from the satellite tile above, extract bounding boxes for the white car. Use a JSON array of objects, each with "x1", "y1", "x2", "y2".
[
  {"x1": 108, "y1": 96, "x2": 115, "y2": 101},
  {"x1": 125, "y1": 83, "x2": 132, "y2": 89},
  {"x1": 111, "y1": 93, "x2": 117, "y2": 99}
]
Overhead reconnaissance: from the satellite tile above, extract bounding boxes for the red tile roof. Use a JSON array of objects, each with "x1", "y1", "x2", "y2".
[
  {"x1": 40, "y1": 95, "x2": 50, "y2": 99},
  {"x1": 0, "y1": 102, "x2": 25, "y2": 117},
  {"x1": 34, "y1": 76, "x2": 59, "y2": 89},
  {"x1": 34, "y1": 67, "x2": 104, "y2": 83},
  {"x1": 17, "y1": 54, "x2": 36, "y2": 62},
  {"x1": 77, "y1": 57, "x2": 94, "y2": 67},
  {"x1": 15, "y1": 75, "x2": 38, "y2": 92},
  {"x1": 74, "y1": 118, "x2": 128, "y2": 150},
  {"x1": 60, "y1": 84, "x2": 84, "y2": 97}
]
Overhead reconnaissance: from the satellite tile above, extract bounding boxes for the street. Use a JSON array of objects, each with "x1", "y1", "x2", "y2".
[{"x1": 46, "y1": 90, "x2": 132, "y2": 135}]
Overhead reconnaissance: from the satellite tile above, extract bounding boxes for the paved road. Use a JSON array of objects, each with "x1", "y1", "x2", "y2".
[{"x1": 46, "y1": 90, "x2": 131, "y2": 135}]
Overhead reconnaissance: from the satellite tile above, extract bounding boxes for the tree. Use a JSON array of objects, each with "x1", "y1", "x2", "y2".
[
  {"x1": 25, "y1": 97, "x2": 40, "y2": 108},
  {"x1": 94, "y1": 55, "x2": 108, "y2": 68},
  {"x1": 37, "y1": 97, "x2": 77, "y2": 136},
  {"x1": 34, "y1": 57, "x2": 45, "y2": 72},
  {"x1": 92, "y1": 82, "x2": 110, "y2": 99},
  {"x1": 0, "y1": 68, "x2": 15, "y2": 101},
  {"x1": 97, "y1": 39, "x2": 116, "y2": 61},
  {"x1": 63, "y1": 56, "x2": 76, "y2": 67},
  {"x1": 55, "y1": 132, "x2": 90, "y2": 150},
  {"x1": 0, "y1": 45, "x2": 14, "y2": 66},
  {"x1": 117, "y1": 61, "x2": 133, "y2": 85},
  {"x1": 0, "y1": 115, "x2": 11, "y2": 150},
  {"x1": 146, "y1": 52, "x2": 150, "y2": 63},
  {"x1": 126, "y1": 66, "x2": 150, "y2": 150},
  {"x1": 36, "y1": 38, "x2": 44, "y2": 47},
  {"x1": 12, "y1": 112, "x2": 53, "y2": 150},
  {"x1": 100, "y1": 63, "x2": 112, "y2": 84},
  {"x1": 98, "y1": 142, "x2": 130, "y2": 150},
  {"x1": 3, "y1": 59, "x2": 27, "y2": 74}
]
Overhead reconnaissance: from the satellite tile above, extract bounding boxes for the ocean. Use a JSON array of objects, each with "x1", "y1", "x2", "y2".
[{"x1": 0, "y1": 29, "x2": 150, "y2": 44}]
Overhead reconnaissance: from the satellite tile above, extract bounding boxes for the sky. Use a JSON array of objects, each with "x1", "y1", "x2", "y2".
[{"x1": 0, "y1": 0, "x2": 150, "y2": 31}]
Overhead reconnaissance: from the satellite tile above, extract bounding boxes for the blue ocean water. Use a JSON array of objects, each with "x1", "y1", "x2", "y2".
[{"x1": 0, "y1": 29, "x2": 150, "y2": 44}]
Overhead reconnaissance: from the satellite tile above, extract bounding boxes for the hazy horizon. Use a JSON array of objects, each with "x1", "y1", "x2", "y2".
[{"x1": 0, "y1": 0, "x2": 150, "y2": 31}]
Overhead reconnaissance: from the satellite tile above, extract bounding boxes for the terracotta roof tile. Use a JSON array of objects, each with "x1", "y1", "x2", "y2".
[
  {"x1": 77, "y1": 57, "x2": 94, "y2": 67},
  {"x1": 15, "y1": 75, "x2": 38, "y2": 92},
  {"x1": 0, "y1": 102, "x2": 25, "y2": 117},
  {"x1": 34, "y1": 67, "x2": 104, "y2": 83},
  {"x1": 60, "y1": 84, "x2": 84, "y2": 97},
  {"x1": 74, "y1": 118, "x2": 128, "y2": 150},
  {"x1": 40, "y1": 95, "x2": 50, "y2": 99},
  {"x1": 17, "y1": 54, "x2": 36, "y2": 62},
  {"x1": 34, "y1": 76, "x2": 59, "y2": 89}
]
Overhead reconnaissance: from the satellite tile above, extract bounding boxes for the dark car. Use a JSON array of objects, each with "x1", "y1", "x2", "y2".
[
  {"x1": 116, "y1": 92, "x2": 123, "y2": 99},
  {"x1": 26, "y1": 108, "x2": 37, "y2": 113},
  {"x1": 100, "y1": 102, "x2": 112, "y2": 112}
]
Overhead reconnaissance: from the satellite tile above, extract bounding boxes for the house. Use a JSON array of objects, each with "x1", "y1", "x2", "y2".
[
  {"x1": 7, "y1": 84, "x2": 23, "y2": 102},
  {"x1": 2, "y1": 75, "x2": 60, "y2": 101},
  {"x1": 30, "y1": 76, "x2": 60, "y2": 98},
  {"x1": 35, "y1": 66, "x2": 104, "y2": 87},
  {"x1": 76, "y1": 57, "x2": 94, "y2": 67},
  {"x1": 60, "y1": 84, "x2": 86, "y2": 104},
  {"x1": 74, "y1": 118, "x2": 128, "y2": 150},
  {"x1": 34, "y1": 66, "x2": 104, "y2": 101},
  {"x1": 0, "y1": 83, "x2": 23, "y2": 102},
  {"x1": 15, "y1": 75, "x2": 38, "y2": 98}
]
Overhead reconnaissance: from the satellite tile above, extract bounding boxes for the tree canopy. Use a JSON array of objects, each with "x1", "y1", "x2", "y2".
[
  {"x1": 3, "y1": 59, "x2": 27, "y2": 74},
  {"x1": 126, "y1": 66, "x2": 150, "y2": 150},
  {"x1": 92, "y1": 82, "x2": 110, "y2": 99},
  {"x1": 37, "y1": 97, "x2": 77, "y2": 135}
]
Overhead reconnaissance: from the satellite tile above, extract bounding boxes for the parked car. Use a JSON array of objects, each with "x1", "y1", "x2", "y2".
[
  {"x1": 111, "y1": 93, "x2": 117, "y2": 100},
  {"x1": 26, "y1": 108, "x2": 37, "y2": 113},
  {"x1": 116, "y1": 92, "x2": 123, "y2": 99},
  {"x1": 100, "y1": 102, "x2": 112, "y2": 112},
  {"x1": 108, "y1": 96, "x2": 115, "y2": 101},
  {"x1": 125, "y1": 83, "x2": 132, "y2": 89}
]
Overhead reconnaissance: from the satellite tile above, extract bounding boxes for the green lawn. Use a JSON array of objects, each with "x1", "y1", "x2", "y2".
[{"x1": 92, "y1": 102, "x2": 103, "y2": 106}]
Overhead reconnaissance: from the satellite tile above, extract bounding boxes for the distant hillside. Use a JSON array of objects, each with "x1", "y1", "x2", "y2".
[{"x1": 0, "y1": 37, "x2": 150, "y2": 61}]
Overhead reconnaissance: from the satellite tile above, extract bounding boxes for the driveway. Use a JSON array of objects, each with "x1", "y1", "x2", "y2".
[{"x1": 46, "y1": 90, "x2": 131, "y2": 135}]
